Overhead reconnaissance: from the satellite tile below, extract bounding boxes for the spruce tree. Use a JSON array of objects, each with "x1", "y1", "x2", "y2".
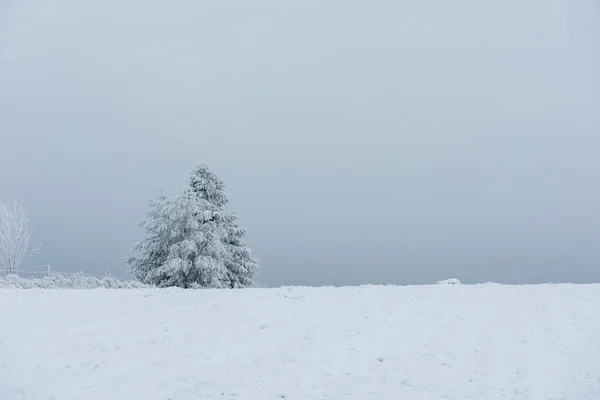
[
  {"x1": 125, "y1": 163, "x2": 258, "y2": 288},
  {"x1": 221, "y1": 212, "x2": 259, "y2": 288}
]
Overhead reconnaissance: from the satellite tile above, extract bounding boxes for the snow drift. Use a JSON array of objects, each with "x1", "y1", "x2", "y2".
[{"x1": 1, "y1": 284, "x2": 599, "y2": 399}]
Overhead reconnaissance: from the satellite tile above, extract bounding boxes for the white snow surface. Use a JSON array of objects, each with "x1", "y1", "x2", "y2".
[{"x1": 2, "y1": 284, "x2": 599, "y2": 399}]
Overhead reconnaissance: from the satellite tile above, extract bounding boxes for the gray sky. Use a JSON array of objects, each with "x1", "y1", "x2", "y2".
[{"x1": 1, "y1": 1, "x2": 599, "y2": 286}]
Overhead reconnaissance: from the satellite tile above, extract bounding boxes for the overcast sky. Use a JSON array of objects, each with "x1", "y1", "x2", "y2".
[{"x1": 1, "y1": 1, "x2": 599, "y2": 286}]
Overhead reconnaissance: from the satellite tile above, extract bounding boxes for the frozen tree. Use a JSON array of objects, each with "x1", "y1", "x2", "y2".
[
  {"x1": 125, "y1": 192, "x2": 229, "y2": 288},
  {"x1": 187, "y1": 164, "x2": 259, "y2": 288},
  {"x1": 125, "y1": 163, "x2": 259, "y2": 288},
  {"x1": 0, "y1": 199, "x2": 40, "y2": 275},
  {"x1": 220, "y1": 212, "x2": 259, "y2": 288}
]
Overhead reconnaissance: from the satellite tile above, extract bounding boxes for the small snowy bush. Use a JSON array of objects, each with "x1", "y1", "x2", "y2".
[
  {"x1": 0, "y1": 272, "x2": 150, "y2": 289},
  {"x1": 437, "y1": 278, "x2": 461, "y2": 285}
]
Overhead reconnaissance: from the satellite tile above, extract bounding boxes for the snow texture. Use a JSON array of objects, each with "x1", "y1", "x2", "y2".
[
  {"x1": 125, "y1": 163, "x2": 258, "y2": 288},
  {"x1": 1, "y1": 284, "x2": 599, "y2": 399},
  {"x1": 0, "y1": 272, "x2": 150, "y2": 289}
]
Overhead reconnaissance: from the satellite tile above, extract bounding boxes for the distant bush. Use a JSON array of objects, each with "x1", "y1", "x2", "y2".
[
  {"x1": 437, "y1": 278, "x2": 461, "y2": 285},
  {"x1": 0, "y1": 272, "x2": 151, "y2": 289}
]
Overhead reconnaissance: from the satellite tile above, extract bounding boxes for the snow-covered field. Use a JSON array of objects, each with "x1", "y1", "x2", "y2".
[{"x1": 2, "y1": 284, "x2": 599, "y2": 399}]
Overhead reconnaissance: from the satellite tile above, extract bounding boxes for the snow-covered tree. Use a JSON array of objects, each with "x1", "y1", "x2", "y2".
[
  {"x1": 220, "y1": 212, "x2": 259, "y2": 288},
  {"x1": 0, "y1": 199, "x2": 40, "y2": 275},
  {"x1": 187, "y1": 164, "x2": 258, "y2": 288},
  {"x1": 125, "y1": 163, "x2": 259, "y2": 288}
]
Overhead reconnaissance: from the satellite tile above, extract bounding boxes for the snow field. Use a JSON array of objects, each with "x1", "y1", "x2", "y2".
[{"x1": 1, "y1": 284, "x2": 599, "y2": 399}]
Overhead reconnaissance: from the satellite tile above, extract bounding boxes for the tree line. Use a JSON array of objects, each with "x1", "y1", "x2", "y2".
[{"x1": 0, "y1": 163, "x2": 259, "y2": 288}]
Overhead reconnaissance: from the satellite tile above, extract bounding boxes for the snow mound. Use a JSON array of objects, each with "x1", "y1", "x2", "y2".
[
  {"x1": 2, "y1": 284, "x2": 599, "y2": 399},
  {"x1": 437, "y1": 278, "x2": 461, "y2": 285},
  {"x1": 0, "y1": 272, "x2": 150, "y2": 289}
]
